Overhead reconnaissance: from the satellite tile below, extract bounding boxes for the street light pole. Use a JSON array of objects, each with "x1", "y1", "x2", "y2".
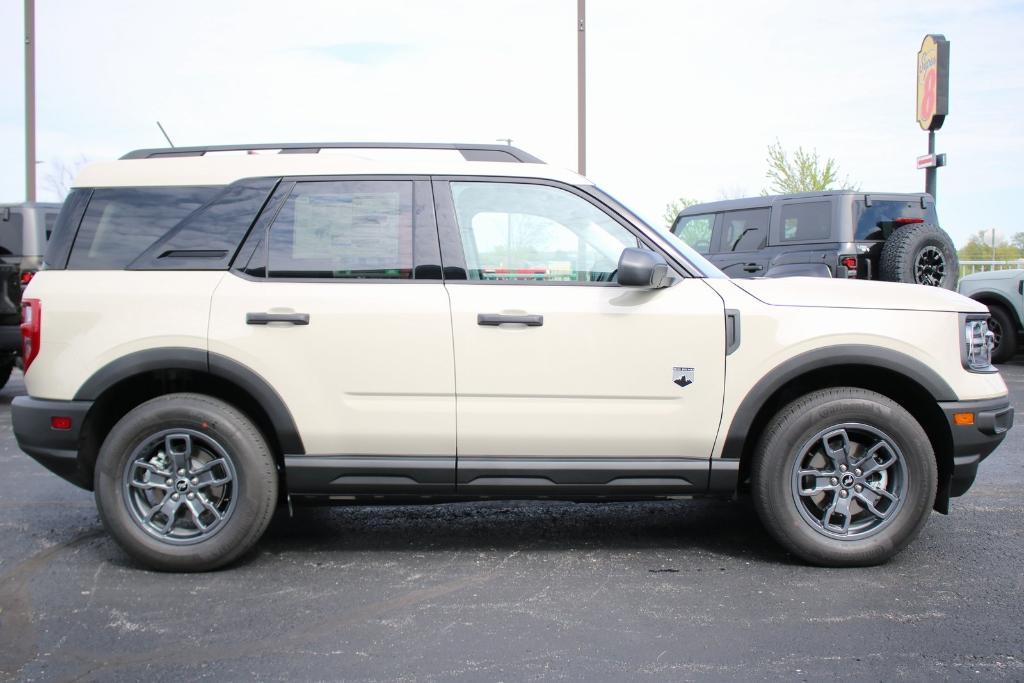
[
  {"x1": 24, "y1": 0, "x2": 36, "y2": 202},
  {"x1": 577, "y1": 0, "x2": 586, "y2": 176}
]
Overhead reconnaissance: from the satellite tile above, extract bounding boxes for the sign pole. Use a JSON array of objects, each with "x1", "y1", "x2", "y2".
[
  {"x1": 926, "y1": 130, "x2": 936, "y2": 198},
  {"x1": 24, "y1": 0, "x2": 36, "y2": 203},
  {"x1": 577, "y1": 0, "x2": 585, "y2": 176}
]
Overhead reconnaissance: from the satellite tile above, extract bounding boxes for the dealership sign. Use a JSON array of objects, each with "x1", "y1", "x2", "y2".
[{"x1": 917, "y1": 34, "x2": 949, "y2": 131}]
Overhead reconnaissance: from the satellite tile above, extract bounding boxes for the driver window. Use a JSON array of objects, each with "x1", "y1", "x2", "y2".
[{"x1": 450, "y1": 182, "x2": 638, "y2": 283}]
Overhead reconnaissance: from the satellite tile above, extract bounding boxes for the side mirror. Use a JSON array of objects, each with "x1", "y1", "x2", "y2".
[{"x1": 617, "y1": 248, "x2": 671, "y2": 289}]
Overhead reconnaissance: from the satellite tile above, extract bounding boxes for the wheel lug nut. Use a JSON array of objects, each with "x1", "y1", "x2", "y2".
[
  {"x1": 854, "y1": 484, "x2": 863, "y2": 492},
  {"x1": 839, "y1": 489, "x2": 849, "y2": 498},
  {"x1": 177, "y1": 469, "x2": 185, "y2": 476},
  {"x1": 191, "y1": 477, "x2": 198, "y2": 485},
  {"x1": 839, "y1": 464, "x2": 848, "y2": 472},
  {"x1": 172, "y1": 493, "x2": 180, "y2": 500},
  {"x1": 165, "y1": 478, "x2": 173, "y2": 486},
  {"x1": 830, "y1": 477, "x2": 839, "y2": 485},
  {"x1": 854, "y1": 469, "x2": 862, "y2": 476},
  {"x1": 187, "y1": 492, "x2": 195, "y2": 500}
]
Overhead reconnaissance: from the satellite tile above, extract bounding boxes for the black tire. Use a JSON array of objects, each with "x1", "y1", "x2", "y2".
[
  {"x1": 879, "y1": 223, "x2": 958, "y2": 289},
  {"x1": 0, "y1": 355, "x2": 14, "y2": 391},
  {"x1": 751, "y1": 387, "x2": 937, "y2": 567},
  {"x1": 987, "y1": 304, "x2": 1018, "y2": 364},
  {"x1": 94, "y1": 393, "x2": 278, "y2": 572}
]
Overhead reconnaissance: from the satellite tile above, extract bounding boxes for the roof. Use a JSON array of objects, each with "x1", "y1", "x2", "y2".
[
  {"x1": 73, "y1": 143, "x2": 589, "y2": 189},
  {"x1": 678, "y1": 191, "x2": 930, "y2": 215}
]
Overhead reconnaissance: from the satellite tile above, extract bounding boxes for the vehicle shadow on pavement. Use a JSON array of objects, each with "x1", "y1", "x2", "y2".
[{"x1": 257, "y1": 498, "x2": 793, "y2": 565}]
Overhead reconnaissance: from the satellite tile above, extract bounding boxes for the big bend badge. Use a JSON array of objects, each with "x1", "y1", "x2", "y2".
[{"x1": 672, "y1": 367, "x2": 694, "y2": 389}]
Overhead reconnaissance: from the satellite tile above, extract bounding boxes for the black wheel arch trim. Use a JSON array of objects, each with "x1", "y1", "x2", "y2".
[
  {"x1": 720, "y1": 344, "x2": 957, "y2": 460},
  {"x1": 73, "y1": 347, "x2": 304, "y2": 454}
]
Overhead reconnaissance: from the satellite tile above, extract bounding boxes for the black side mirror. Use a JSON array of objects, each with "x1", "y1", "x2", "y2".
[{"x1": 617, "y1": 248, "x2": 671, "y2": 289}]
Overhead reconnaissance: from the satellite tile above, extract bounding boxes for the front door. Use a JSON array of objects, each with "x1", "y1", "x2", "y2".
[
  {"x1": 709, "y1": 207, "x2": 771, "y2": 278},
  {"x1": 435, "y1": 179, "x2": 726, "y2": 495}
]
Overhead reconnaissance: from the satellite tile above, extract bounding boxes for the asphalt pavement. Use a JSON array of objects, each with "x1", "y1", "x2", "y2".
[{"x1": 1, "y1": 366, "x2": 1023, "y2": 681}]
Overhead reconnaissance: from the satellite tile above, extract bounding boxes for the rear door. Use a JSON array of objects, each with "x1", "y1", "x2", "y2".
[
  {"x1": 708, "y1": 208, "x2": 771, "y2": 277},
  {"x1": 208, "y1": 177, "x2": 457, "y2": 493},
  {"x1": 435, "y1": 178, "x2": 726, "y2": 495}
]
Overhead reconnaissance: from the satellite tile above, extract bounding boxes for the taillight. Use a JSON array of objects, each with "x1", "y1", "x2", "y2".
[
  {"x1": 840, "y1": 256, "x2": 858, "y2": 278},
  {"x1": 21, "y1": 299, "x2": 41, "y2": 372},
  {"x1": 20, "y1": 271, "x2": 35, "y2": 285},
  {"x1": 894, "y1": 217, "x2": 925, "y2": 225}
]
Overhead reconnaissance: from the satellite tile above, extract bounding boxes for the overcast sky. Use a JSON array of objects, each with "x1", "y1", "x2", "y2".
[{"x1": 2, "y1": 0, "x2": 1023, "y2": 247}]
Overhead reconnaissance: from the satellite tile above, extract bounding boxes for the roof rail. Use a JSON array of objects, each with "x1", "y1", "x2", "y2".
[{"x1": 120, "y1": 142, "x2": 544, "y2": 164}]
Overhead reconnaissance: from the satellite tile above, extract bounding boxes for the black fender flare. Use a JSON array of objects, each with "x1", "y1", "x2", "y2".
[
  {"x1": 74, "y1": 347, "x2": 304, "y2": 454},
  {"x1": 720, "y1": 344, "x2": 956, "y2": 460}
]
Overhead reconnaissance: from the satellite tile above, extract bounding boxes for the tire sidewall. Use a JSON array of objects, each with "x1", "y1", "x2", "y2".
[
  {"x1": 988, "y1": 305, "x2": 1017, "y2": 364},
  {"x1": 94, "y1": 394, "x2": 277, "y2": 571},
  {"x1": 880, "y1": 224, "x2": 959, "y2": 289},
  {"x1": 755, "y1": 391, "x2": 937, "y2": 566}
]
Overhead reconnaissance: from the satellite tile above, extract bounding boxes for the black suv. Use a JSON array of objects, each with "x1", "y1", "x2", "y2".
[{"x1": 671, "y1": 192, "x2": 958, "y2": 289}]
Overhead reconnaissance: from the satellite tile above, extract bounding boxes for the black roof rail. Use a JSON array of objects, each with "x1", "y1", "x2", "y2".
[{"x1": 120, "y1": 142, "x2": 544, "y2": 164}]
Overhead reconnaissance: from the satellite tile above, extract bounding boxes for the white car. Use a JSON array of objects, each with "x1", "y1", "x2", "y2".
[{"x1": 12, "y1": 143, "x2": 1013, "y2": 571}]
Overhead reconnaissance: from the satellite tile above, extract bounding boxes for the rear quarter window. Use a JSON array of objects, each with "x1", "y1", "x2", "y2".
[
  {"x1": 779, "y1": 202, "x2": 832, "y2": 242},
  {"x1": 68, "y1": 187, "x2": 220, "y2": 269}
]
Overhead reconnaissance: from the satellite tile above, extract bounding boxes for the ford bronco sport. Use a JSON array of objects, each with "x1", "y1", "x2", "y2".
[
  {"x1": 671, "y1": 192, "x2": 959, "y2": 288},
  {"x1": 12, "y1": 143, "x2": 1012, "y2": 571}
]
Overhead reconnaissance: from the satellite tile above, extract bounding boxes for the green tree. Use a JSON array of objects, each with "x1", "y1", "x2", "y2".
[
  {"x1": 1012, "y1": 232, "x2": 1024, "y2": 252},
  {"x1": 958, "y1": 230, "x2": 1021, "y2": 261},
  {"x1": 663, "y1": 196, "x2": 699, "y2": 228},
  {"x1": 762, "y1": 140, "x2": 857, "y2": 194}
]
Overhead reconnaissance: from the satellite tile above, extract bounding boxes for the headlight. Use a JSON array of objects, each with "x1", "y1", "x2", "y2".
[{"x1": 961, "y1": 315, "x2": 995, "y2": 372}]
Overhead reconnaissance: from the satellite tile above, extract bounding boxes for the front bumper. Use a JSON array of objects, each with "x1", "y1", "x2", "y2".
[
  {"x1": 12, "y1": 396, "x2": 94, "y2": 489},
  {"x1": 938, "y1": 396, "x2": 1013, "y2": 501}
]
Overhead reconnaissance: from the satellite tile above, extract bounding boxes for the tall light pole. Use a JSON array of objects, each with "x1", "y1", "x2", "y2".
[
  {"x1": 25, "y1": 0, "x2": 36, "y2": 202},
  {"x1": 577, "y1": 0, "x2": 586, "y2": 176}
]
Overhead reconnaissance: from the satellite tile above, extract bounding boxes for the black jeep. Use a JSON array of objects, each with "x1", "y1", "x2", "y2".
[{"x1": 671, "y1": 192, "x2": 958, "y2": 288}]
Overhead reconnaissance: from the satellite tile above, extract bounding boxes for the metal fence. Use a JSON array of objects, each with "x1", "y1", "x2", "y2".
[{"x1": 960, "y1": 260, "x2": 1024, "y2": 277}]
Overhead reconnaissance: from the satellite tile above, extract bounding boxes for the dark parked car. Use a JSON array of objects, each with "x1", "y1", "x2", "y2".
[
  {"x1": 671, "y1": 192, "x2": 958, "y2": 289},
  {"x1": 0, "y1": 202, "x2": 61, "y2": 388}
]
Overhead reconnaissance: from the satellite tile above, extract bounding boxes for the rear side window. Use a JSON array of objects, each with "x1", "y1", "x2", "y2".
[
  {"x1": 0, "y1": 211, "x2": 24, "y2": 256},
  {"x1": 854, "y1": 200, "x2": 938, "y2": 241},
  {"x1": 68, "y1": 187, "x2": 220, "y2": 269},
  {"x1": 720, "y1": 208, "x2": 769, "y2": 252},
  {"x1": 779, "y1": 202, "x2": 832, "y2": 242},
  {"x1": 672, "y1": 213, "x2": 714, "y2": 254},
  {"x1": 267, "y1": 180, "x2": 415, "y2": 279}
]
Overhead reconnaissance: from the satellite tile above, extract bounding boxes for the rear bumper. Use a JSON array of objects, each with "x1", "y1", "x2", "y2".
[
  {"x1": 939, "y1": 396, "x2": 1013, "y2": 499},
  {"x1": 12, "y1": 396, "x2": 94, "y2": 489}
]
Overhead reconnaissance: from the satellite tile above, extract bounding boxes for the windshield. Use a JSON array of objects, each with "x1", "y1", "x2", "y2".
[{"x1": 588, "y1": 187, "x2": 727, "y2": 278}]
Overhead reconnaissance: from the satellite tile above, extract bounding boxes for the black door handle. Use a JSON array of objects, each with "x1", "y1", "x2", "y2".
[
  {"x1": 477, "y1": 313, "x2": 544, "y2": 327},
  {"x1": 742, "y1": 263, "x2": 763, "y2": 273},
  {"x1": 246, "y1": 312, "x2": 310, "y2": 325}
]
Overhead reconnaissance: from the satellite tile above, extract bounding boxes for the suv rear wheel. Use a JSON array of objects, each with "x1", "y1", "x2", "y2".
[
  {"x1": 752, "y1": 387, "x2": 937, "y2": 566},
  {"x1": 879, "y1": 223, "x2": 958, "y2": 289},
  {"x1": 94, "y1": 393, "x2": 278, "y2": 572}
]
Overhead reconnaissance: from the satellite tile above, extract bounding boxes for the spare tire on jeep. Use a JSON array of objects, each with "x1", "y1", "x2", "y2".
[{"x1": 879, "y1": 223, "x2": 958, "y2": 289}]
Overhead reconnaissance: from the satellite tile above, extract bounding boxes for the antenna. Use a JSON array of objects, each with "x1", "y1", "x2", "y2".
[{"x1": 156, "y1": 121, "x2": 175, "y2": 148}]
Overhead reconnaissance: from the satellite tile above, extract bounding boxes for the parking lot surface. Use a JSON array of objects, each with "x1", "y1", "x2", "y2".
[{"x1": 1, "y1": 367, "x2": 1023, "y2": 682}]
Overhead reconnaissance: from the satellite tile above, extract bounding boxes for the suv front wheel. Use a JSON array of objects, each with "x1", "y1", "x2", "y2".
[
  {"x1": 752, "y1": 387, "x2": 937, "y2": 566},
  {"x1": 94, "y1": 393, "x2": 278, "y2": 571}
]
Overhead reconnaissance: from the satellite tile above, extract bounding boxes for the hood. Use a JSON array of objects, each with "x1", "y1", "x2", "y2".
[
  {"x1": 959, "y1": 268, "x2": 1024, "y2": 282},
  {"x1": 730, "y1": 277, "x2": 987, "y2": 313}
]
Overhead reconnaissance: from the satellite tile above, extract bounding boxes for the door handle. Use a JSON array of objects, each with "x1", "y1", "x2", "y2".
[
  {"x1": 477, "y1": 313, "x2": 544, "y2": 327},
  {"x1": 742, "y1": 263, "x2": 763, "y2": 273},
  {"x1": 246, "y1": 312, "x2": 310, "y2": 325}
]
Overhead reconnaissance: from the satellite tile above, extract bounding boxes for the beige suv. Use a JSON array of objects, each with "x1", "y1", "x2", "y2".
[{"x1": 12, "y1": 143, "x2": 1013, "y2": 571}]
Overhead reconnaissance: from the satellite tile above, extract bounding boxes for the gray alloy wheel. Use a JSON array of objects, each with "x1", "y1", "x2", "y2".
[
  {"x1": 122, "y1": 429, "x2": 238, "y2": 544},
  {"x1": 790, "y1": 423, "x2": 907, "y2": 540}
]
